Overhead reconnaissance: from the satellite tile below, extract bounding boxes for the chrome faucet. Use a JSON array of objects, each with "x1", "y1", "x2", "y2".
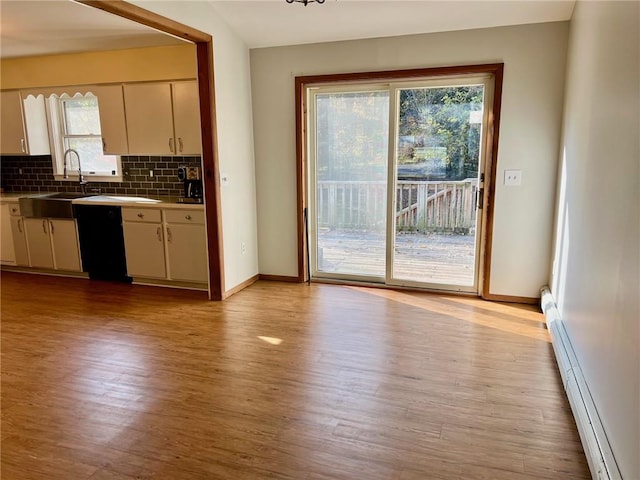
[{"x1": 63, "y1": 148, "x2": 88, "y2": 193}]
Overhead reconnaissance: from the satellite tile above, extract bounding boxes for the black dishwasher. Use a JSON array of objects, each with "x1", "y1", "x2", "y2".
[{"x1": 74, "y1": 204, "x2": 131, "y2": 282}]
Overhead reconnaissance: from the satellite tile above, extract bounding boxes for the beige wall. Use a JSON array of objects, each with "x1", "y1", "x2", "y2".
[
  {"x1": 130, "y1": 1, "x2": 259, "y2": 293},
  {"x1": 551, "y1": 2, "x2": 639, "y2": 478},
  {"x1": 0, "y1": 44, "x2": 197, "y2": 89},
  {"x1": 250, "y1": 22, "x2": 568, "y2": 297}
]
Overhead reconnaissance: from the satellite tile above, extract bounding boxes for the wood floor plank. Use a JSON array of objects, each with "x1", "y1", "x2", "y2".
[{"x1": 0, "y1": 272, "x2": 590, "y2": 479}]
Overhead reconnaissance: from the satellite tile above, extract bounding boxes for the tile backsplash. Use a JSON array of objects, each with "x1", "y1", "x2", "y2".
[{"x1": 0, "y1": 155, "x2": 202, "y2": 197}]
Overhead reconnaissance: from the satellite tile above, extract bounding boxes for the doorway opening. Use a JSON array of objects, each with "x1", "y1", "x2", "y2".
[{"x1": 80, "y1": 0, "x2": 225, "y2": 299}]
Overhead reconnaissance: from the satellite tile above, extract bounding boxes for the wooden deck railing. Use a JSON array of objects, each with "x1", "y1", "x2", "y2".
[{"x1": 317, "y1": 179, "x2": 478, "y2": 233}]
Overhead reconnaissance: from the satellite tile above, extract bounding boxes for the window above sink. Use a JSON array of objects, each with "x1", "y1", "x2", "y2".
[{"x1": 46, "y1": 92, "x2": 123, "y2": 183}]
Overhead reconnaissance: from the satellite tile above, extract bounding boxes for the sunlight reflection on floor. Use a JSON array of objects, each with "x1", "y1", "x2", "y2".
[{"x1": 346, "y1": 286, "x2": 550, "y2": 342}]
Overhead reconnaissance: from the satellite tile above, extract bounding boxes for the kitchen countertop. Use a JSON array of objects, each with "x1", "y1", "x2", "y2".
[
  {"x1": 0, "y1": 192, "x2": 42, "y2": 202},
  {"x1": 73, "y1": 195, "x2": 204, "y2": 210},
  {"x1": 0, "y1": 192, "x2": 205, "y2": 209}
]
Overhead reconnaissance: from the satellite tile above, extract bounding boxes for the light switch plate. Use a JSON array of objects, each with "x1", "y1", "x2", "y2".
[{"x1": 504, "y1": 169, "x2": 522, "y2": 186}]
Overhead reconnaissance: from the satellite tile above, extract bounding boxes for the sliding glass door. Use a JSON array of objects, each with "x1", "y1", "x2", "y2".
[
  {"x1": 308, "y1": 75, "x2": 493, "y2": 293},
  {"x1": 387, "y1": 82, "x2": 487, "y2": 291},
  {"x1": 310, "y1": 88, "x2": 389, "y2": 280}
]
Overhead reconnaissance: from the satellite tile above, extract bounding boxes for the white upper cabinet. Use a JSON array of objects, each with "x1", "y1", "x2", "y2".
[
  {"x1": 0, "y1": 91, "x2": 26, "y2": 155},
  {"x1": 172, "y1": 81, "x2": 201, "y2": 155},
  {"x1": 0, "y1": 91, "x2": 50, "y2": 156},
  {"x1": 91, "y1": 85, "x2": 129, "y2": 155},
  {"x1": 124, "y1": 83, "x2": 175, "y2": 155},
  {"x1": 123, "y1": 81, "x2": 201, "y2": 156}
]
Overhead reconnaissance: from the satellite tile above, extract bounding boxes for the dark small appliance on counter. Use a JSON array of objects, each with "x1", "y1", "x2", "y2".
[{"x1": 177, "y1": 166, "x2": 203, "y2": 204}]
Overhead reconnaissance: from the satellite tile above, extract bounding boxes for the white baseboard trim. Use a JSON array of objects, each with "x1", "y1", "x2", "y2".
[{"x1": 540, "y1": 287, "x2": 622, "y2": 480}]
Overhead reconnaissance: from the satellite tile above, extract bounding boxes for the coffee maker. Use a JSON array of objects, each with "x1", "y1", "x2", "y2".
[{"x1": 177, "y1": 166, "x2": 203, "y2": 203}]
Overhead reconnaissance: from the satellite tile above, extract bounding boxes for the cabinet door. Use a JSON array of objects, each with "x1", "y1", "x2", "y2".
[
  {"x1": 24, "y1": 218, "x2": 53, "y2": 269},
  {"x1": 123, "y1": 222, "x2": 166, "y2": 278},
  {"x1": 22, "y1": 95, "x2": 50, "y2": 155},
  {"x1": 92, "y1": 85, "x2": 129, "y2": 155},
  {"x1": 1, "y1": 204, "x2": 16, "y2": 264},
  {"x1": 172, "y1": 82, "x2": 202, "y2": 155},
  {"x1": 123, "y1": 83, "x2": 174, "y2": 155},
  {"x1": 10, "y1": 217, "x2": 29, "y2": 266},
  {"x1": 0, "y1": 91, "x2": 26, "y2": 155},
  {"x1": 50, "y1": 219, "x2": 81, "y2": 272},
  {"x1": 166, "y1": 223, "x2": 208, "y2": 283}
]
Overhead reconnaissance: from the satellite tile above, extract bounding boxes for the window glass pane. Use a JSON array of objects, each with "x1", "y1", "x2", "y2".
[
  {"x1": 65, "y1": 137, "x2": 117, "y2": 174},
  {"x1": 63, "y1": 97, "x2": 101, "y2": 135}
]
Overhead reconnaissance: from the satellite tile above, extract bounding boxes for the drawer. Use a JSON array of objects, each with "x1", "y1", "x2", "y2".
[
  {"x1": 8, "y1": 204, "x2": 21, "y2": 216},
  {"x1": 164, "y1": 209, "x2": 205, "y2": 225},
  {"x1": 122, "y1": 207, "x2": 162, "y2": 223}
]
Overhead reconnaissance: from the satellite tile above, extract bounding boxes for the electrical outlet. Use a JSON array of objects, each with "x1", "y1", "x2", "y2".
[
  {"x1": 149, "y1": 170, "x2": 154, "y2": 177},
  {"x1": 221, "y1": 173, "x2": 229, "y2": 186},
  {"x1": 504, "y1": 169, "x2": 522, "y2": 186},
  {"x1": 241, "y1": 242, "x2": 246, "y2": 254}
]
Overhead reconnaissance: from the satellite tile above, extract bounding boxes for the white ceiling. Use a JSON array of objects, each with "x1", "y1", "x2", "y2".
[
  {"x1": 0, "y1": 0, "x2": 575, "y2": 59},
  {"x1": 0, "y1": 0, "x2": 186, "y2": 59},
  {"x1": 211, "y1": 0, "x2": 576, "y2": 49}
]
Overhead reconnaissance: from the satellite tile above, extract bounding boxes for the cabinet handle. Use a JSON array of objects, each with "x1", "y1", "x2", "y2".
[
  {"x1": 50, "y1": 221, "x2": 54, "y2": 234},
  {"x1": 11, "y1": 207, "x2": 17, "y2": 214},
  {"x1": 169, "y1": 138, "x2": 174, "y2": 153},
  {"x1": 178, "y1": 137, "x2": 184, "y2": 153},
  {"x1": 137, "y1": 213, "x2": 144, "y2": 218},
  {"x1": 102, "y1": 138, "x2": 107, "y2": 153},
  {"x1": 157, "y1": 226, "x2": 162, "y2": 242},
  {"x1": 20, "y1": 138, "x2": 26, "y2": 153},
  {"x1": 17, "y1": 219, "x2": 23, "y2": 233},
  {"x1": 42, "y1": 220, "x2": 47, "y2": 234},
  {"x1": 185, "y1": 214, "x2": 191, "y2": 220},
  {"x1": 167, "y1": 227, "x2": 172, "y2": 243}
]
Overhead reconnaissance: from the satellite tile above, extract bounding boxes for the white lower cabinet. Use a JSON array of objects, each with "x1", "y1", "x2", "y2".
[
  {"x1": 5, "y1": 202, "x2": 206, "y2": 288},
  {"x1": 165, "y1": 211, "x2": 208, "y2": 283},
  {"x1": 122, "y1": 208, "x2": 167, "y2": 279},
  {"x1": 10, "y1": 216, "x2": 29, "y2": 266},
  {"x1": 24, "y1": 218, "x2": 54, "y2": 269},
  {"x1": 23, "y1": 218, "x2": 81, "y2": 271},
  {"x1": 1, "y1": 203, "x2": 16, "y2": 264},
  {"x1": 122, "y1": 207, "x2": 207, "y2": 284},
  {"x1": 49, "y1": 219, "x2": 81, "y2": 272}
]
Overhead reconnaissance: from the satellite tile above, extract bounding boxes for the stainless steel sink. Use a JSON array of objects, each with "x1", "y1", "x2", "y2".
[{"x1": 19, "y1": 193, "x2": 97, "y2": 218}]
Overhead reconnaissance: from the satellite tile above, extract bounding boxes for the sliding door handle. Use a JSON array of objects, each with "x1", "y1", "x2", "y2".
[{"x1": 475, "y1": 188, "x2": 484, "y2": 210}]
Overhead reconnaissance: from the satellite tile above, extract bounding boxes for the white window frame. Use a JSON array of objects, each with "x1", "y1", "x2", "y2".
[{"x1": 47, "y1": 93, "x2": 123, "y2": 183}]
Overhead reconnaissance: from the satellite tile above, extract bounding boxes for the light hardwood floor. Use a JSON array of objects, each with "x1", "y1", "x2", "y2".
[{"x1": 1, "y1": 272, "x2": 589, "y2": 479}]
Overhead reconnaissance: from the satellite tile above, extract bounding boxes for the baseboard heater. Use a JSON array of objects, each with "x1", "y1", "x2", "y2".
[{"x1": 540, "y1": 287, "x2": 622, "y2": 480}]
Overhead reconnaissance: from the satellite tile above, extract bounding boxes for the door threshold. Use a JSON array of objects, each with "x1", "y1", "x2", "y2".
[{"x1": 311, "y1": 277, "x2": 479, "y2": 298}]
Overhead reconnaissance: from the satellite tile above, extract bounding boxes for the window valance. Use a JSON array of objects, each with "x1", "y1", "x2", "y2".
[{"x1": 21, "y1": 86, "x2": 101, "y2": 100}]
